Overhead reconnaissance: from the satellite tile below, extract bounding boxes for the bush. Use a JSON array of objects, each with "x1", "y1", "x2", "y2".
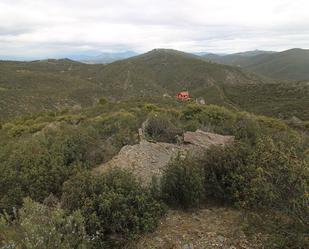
[
  {"x1": 202, "y1": 138, "x2": 308, "y2": 214},
  {"x1": 0, "y1": 198, "x2": 89, "y2": 249},
  {"x1": 233, "y1": 113, "x2": 262, "y2": 143},
  {"x1": 161, "y1": 155, "x2": 205, "y2": 209},
  {"x1": 92, "y1": 111, "x2": 139, "y2": 147},
  {"x1": 202, "y1": 142, "x2": 251, "y2": 203},
  {"x1": 145, "y1": 113, "x2": 182, "y2": 143},
  {"x1": 98, "y1": 97, "x2": 108, "y2": 105},
  {"x1": 61, "y1": 169, "x2": 166, "y2": 248},
  {"x1": 201, "y1": 137, "x2": 308, "y2": 248},
  {"x1": 0, "y1": 126, "x2": 93, "y2": 212},
  {"x1": 181, "y1": 104, "x2": 236, "y2": 134}
]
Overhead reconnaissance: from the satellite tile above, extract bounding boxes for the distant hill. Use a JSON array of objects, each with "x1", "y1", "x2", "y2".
[
  {"x1": 202, "y1": 50, "x2": 276, "y2": 66},
  {"x1": 84, "y1": 48, "x2": 309, "y2": 120},
  {"x1": 77, "y1": 51, "x2": 139, "y2": 64},
  {"x1": 203, "y1": 48, "x2": 309, "y2": 80},
  {"x1": 0, "y1": 49, "x2": 308, "y2": 120},
  {"x1": 93, "y1": 48, "x2": 267, "y2": 98},
  {"x1": 0, "y1": 59, "x2": 104, "y2": 119}
]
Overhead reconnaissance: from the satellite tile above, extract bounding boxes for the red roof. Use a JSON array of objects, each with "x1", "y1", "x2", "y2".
[{"x1": 177, "y1": 91, "x2": 191, "y2": 100}]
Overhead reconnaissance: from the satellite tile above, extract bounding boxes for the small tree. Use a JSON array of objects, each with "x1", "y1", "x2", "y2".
[
  {"x1": 161, "y1": 155, "x2": 205, "y2": 209},
  {"x1": 145, "y1": 113, "x2": 182, "y2": 143},
  {"x1": 61, "y1": 169, "x2": 166, "y2": 248},
  {"x1": 0, "y1": 198, "x2": 89, "y2": 249},
  {"x1": 98, "y1": 97, "x2": 108, "y2": 105}
]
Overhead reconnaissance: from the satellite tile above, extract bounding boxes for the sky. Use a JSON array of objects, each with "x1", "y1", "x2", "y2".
[{"x1": 1, "y1": 0, "x2": 309, "y2": 59}]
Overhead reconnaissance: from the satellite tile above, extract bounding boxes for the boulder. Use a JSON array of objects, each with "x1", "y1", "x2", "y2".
[{"x1": 184, "y1": 129, "x2": 234, "y2": 148}]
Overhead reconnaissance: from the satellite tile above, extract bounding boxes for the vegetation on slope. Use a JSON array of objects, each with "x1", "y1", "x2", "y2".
[
  {"x1": 1, "y1": 49, "x2": 309, "y2": 122},
  {"x1": 204, "y1": 48, "x2": 309, "y2": 81},
  {"x1": 0, "y1": 60, "x2": 104, "y2": 119},
  {"x1": 0, "y1": 98, "x2": 308, "y2": 248}
]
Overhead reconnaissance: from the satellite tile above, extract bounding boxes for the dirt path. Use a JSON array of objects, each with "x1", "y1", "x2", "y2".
[{"x1": 133, "y1": 206, "x2": 262, "y2": 249}]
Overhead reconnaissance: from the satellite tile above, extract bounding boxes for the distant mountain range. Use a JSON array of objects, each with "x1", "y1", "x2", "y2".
[
  {"x1": 203, "y1": 48, "x2": 309, "y2": 80},
  {"x1": 3, "y1": 47, "x2": 309, "y2": 81},
  {"x1": 68, "y1": 48, "x2": 309, "y2": 81},
  {"x1": 69, "y1": 51, "x2": 139, "y2": 64},
  {"x1": 0, "y1": 48, "x2": 308, "y2": 121}
]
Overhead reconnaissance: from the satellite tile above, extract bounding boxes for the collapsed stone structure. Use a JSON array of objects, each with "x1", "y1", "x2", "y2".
[{"x1": 96, "y1": 129, "x2": 234, "y2": 184}]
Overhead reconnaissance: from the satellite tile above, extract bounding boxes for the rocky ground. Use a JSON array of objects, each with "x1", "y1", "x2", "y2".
[
  {"x1": 96, "y1": 130, "x2": 262, "y2": 249},
  {"x1": 95, "y1": 130, "x2": 234, "y2": 184},
  {"x1": 132, "y1": 206, "x2": 263, "y2": 249}
]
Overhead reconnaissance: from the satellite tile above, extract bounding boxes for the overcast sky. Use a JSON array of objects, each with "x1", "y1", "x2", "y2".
[{"x1": 1, "y1": 0, "x2": 309, "y2": 59}]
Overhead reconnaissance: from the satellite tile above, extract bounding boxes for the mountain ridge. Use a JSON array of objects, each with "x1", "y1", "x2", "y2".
[
  {"x1": 203, "y1": 48, "x2": 309, "y2": 80},
  {"x1": 0, "y1": 48, "x2": 308, "y2": 120}
]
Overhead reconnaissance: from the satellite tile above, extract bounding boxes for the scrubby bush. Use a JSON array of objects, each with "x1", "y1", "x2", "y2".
[
  {"x1": 161, "y1": 155, "x2": 205, "y2": 209},
  {"x1": 98, "y1": 97, "x2": 108, "y2": 105},
  {"x1": 143, "y1": 103, "x2": 161, "y2": 112},
  {"x1": 181, "y1": 104, "x2": 236, "y2": 134},
  {"x1": 233, "y1": 113, "x2": 262, "y2": 143},
  {"x1": 93, "y1": 111, "x2": 139, "y2": 146},
  {"x1": 145, "y1": 113, "x2": 182, "y2": 143},
  {"x1": 202, "y1": 137, "x2": 308, "y2": 214},
  {"x1": 201, "y1": 137, "x2": 308, "y2": 248},
  {"x1": 202, "y1": 142, "x2": 251, "y2": 203},
  {"x1": 61, "y1": 169, "x2": 166, "y2": 248},
  {"x1": 0, "y1": 198, "x2": 89, "y2": 249},
  {"x1": 0, "y1": 125, "x2": 94, "y2": 212}
]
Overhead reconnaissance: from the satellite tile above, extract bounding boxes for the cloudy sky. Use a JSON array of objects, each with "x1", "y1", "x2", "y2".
[{"x1": 1, "y1": 0, "x2": 309, "y2": 59}]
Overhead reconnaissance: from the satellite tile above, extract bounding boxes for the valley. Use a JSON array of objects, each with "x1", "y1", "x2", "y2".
[
  {"x1": 1, "y1": 49, "x2": 308, "y2": 121},
  {"x1": 0, "y1": 48, "x2": 308, "y2": 249}
]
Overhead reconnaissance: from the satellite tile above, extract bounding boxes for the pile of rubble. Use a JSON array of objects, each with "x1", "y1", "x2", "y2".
[{"x1": 95, "y1": 129, "x2": 234, "y2": 184}]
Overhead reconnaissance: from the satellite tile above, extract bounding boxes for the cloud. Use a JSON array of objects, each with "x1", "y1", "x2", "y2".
[{"x1": 1, "y1": 0, "x2": 309, "y2": 59}]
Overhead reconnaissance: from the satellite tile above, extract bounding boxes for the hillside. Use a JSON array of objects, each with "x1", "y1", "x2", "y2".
[
  {"x1": 203, "y1": 50, "x2": 276, "y2": 66},
  {"x1": 93, "y1": 49, "x2": 309, "y2": 120},
  {"x1": 243, "y1": 48, "x2": 309, "y2": 80},
  {"x1": 0, "y1": 59, "x2": 104, "y2": 119},
  {"x1": 204, "y1": 48, "x2": 309, "y2": 80},
  {"x1": 0, "y1": 98, "x2": 308, "y2": 249},
  {"x1": 79, "y1": 51, "x2": 138, "y2": 64},
  {"x1": 89, "y1": 49, "x2": 273, "y2": 104},
  {"x1": 0, "y1": 49, "x2": 308, "y2": 121},
  {"x1": 92, "y1": 48, "x2": 269, "y2": 97}
]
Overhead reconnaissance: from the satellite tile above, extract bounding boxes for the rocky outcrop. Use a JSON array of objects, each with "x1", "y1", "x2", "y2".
[
  {"x1": 95, "y1": 140, "x2": 191, "y2": 184},
  {"x1": 95, "y1": 130, "x2": 234, "y2": 184},
  {"x1": 183, "y1": 129, "x2": 234, "y2": 148}
]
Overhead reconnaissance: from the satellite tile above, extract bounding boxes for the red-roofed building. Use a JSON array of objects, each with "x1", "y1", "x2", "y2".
[{"x1": 177, "y1": 91, "x2": 191, "y2": 101}]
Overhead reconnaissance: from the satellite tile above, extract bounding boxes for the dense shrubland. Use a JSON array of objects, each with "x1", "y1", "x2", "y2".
[
  {"x1": 0, "y1": 99, "x2": 308, "y2": 248},
  {"x1": 161, "y1": 156, "x2": 205, "y2": 209},
  {"x1": 61, "y1": 169, "x2": 166, "y2": 248},
  {"x1": 0, "y1": 198, "x2": 89, "y2": 249}
]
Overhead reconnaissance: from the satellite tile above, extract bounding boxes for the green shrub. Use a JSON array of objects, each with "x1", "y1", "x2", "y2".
[
  {"x1": 144, "y1": 103, "x2": 161, "y2": 112},
  {"x1": 93, "y1": 111, "x2": 139, "y2": 145},
  {"x1": 145, "y1": 113, "x2": 182, "y2": 143},
  {"x1": 0, "y1": 198, "x2": 89, "y2": 249},
  {"x1": 161, "y1": 155, "x2": 205, "y2": 209},
  {"x1": 98, "y1": 97, "x2": 108, "y2": 105},
  {"x1": 61, "y1": 169, "x2": 166, "y2": 248},
  {"x1": 181, "y1": 104, "x2": 236, "y2": 134},
  {"x1": 182, "y1": 104, "x2": 203, "y2": 120},
  {"x1": 201, "y1": 142, "x2": 251, "y2": 203},
  {"x1": 233, "y1": 113, "x2": 262, "y2": 143},
  {"x1": 0, "y1": 126, "x2": 93, "y2": 212},
  {"x1": 256, "y1": 116, "x2": 288, "y2": 131},
  {"x1": 202, "y1": 138, "x2": 308, "y2": 214},
  {"x1": 201, "y1": 138, "x2": 308, "y2": 248},
  {"x1": 244, "y1": 211, "x2": 309, "y2": 249}
]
